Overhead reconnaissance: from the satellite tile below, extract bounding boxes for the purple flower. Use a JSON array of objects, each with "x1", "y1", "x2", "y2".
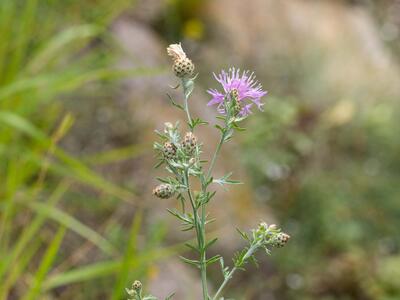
[{"x1": 207, "y1": 68, "x2": 268, "y2": 117}]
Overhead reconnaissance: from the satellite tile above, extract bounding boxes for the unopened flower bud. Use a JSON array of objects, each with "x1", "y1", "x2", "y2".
[
  {"x1": 167, "y1": 43, "x2": 194, "y2": 78},
  {"x1": 132, "y1": 280, "x2": 142, "y2": 291},
  {"x1": 268, "y1": 224, "x2": 278, "y2": 230},
  {"x1": 164, "y1": 122, "x2": 174, "y2": 130},
  {"x1": 274, "y1": 232, "x2": 290, "y2": 248},
  {"x1": 189, "y1": 158, "x2": 196, "y2": 165},
  {"x1": 258, "y1": 222, "x2": 268, "y2": 231},
  {"x1": 181, "y1": 132, "x2": 197, "y2": 154},
  {"x1": 163, "y1": 142, "x2": 177, "y2": 160},
  {"x1": 153, "y1": 184, "x2": 174, "y2": 199}
]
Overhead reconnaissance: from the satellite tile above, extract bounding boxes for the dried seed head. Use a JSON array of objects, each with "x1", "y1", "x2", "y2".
[
  {"x1": 153, "y1": 184, "x2": 174, "y2": 199},
  {"x1": 167, "y1": 43, "x2": 194, "y2": 78},
  {"x1": 274, "y1": 232, "x2": 290, "y2": 248},
  {"x1": 181, "y1": 132, "x2": 197, "y2": 154},
  {"x1": 132, "y1": 280, "x2": 142, "y2": 291},
  {"x1": 162, "y1": 142, "x2": 177, "y2": 160}
]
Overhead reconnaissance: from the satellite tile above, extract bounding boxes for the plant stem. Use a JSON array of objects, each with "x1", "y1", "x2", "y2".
[
  {"x1": 206, "y1": 130, "x2": 226, "y2": 180},
  {"x1": 184, "y1": 170, "x2": 208, "y2": 299},
  {"x1": 212, "y1": 267, "x2": 237, "y2": 300},
  {"x1": 181, "y1": 77, "x2": 209, "y2": 299},
  {"x1": 184, "y1": 95, "x2": 192, "y2": 129},
  {"x1": 182, "y1": 78, "x2": 193, "y2": 130},
  {"x1": 212, "y1": 244, "x2": 258, "y2": 300}
]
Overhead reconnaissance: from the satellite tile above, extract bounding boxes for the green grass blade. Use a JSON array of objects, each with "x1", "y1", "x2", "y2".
[
  {"x1": 5, "y1": 0, "x2": 38, "y2": 82},
  {"x1": 0, "y1": 181, "x2": 71, "y2": 281},
  {"x1": 25, "y1": 201, "x2": 117, "y2": 256},
  {"x1": 111, "y1": 212, "x2": 142, "y2": 300},
  {"x1": 0, "y1": 111, "x2": 135, "y2": 202},
  {"x1": 21, "y1": 226, "x2": 66, "y2": 300},
  {"x1": 0, "y1": 235, "x2": 42, "y2": 300},
  {"x1": 0, "y1": 67, "x2": 164, "y2": 102},
  {"x1": 27, "y1": 24, "x2": 101, "y2": 73},
  {"x1": 0, "y1": 1, "x2": 16, "y2": 82},
  {"x1": 42, "y1": 243, "x2": 183, "y2": 291},
  {"x1": 82, "y1": 144, "x2": 146, "y2": 166},
  {"x1": 44, "y1": 260, "x2": 119, "y2": 291},
  {"x1": 0, "y1": 159, "x2": 20, "y2": 252}
]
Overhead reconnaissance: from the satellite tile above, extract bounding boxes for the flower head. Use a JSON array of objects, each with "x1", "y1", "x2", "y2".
[
  {"x1": 167, "y1": 43, "x2": 194, "y2": 78},
  {"x1": 132, "y1": 280, "x2": 142, "y2": 291},
  {"x1": 207, "y1": 68, "x2": 267, "y2": 117},
  {"x1": 153, "y1": 184, "x2": 174, "y2": 199}
]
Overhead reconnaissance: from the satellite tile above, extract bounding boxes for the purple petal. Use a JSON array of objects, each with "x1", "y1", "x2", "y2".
[{"x1": 208, "y1": 67, "x2": 268, "y2": 116}]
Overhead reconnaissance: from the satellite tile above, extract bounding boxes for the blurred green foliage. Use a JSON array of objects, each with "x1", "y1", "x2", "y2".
[
  {"x1": 0, "y1": 1, "x2": 174, "y2": 299},
  {"x1": 240, "y1": 64, "x2": 400, "y2": 300}
]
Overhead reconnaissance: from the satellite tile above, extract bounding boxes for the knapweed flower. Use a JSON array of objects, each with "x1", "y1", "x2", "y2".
[
  {"x1": 167, "y1": 43, "x2": 195, "y2": 78},
  {"x1": 207, "y1": 68, "x2": 267, "y2": 117}
]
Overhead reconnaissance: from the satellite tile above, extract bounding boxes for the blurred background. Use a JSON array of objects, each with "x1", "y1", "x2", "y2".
[{"x1": 0, "y1": 0, "x2": 399, "y2": 299}]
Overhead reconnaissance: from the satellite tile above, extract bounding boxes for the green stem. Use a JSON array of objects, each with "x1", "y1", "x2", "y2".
[
  {"x1": 212, "y1": 244, "x2": 258, "y2": 300},
  {"x1": 182, "y1": 78, "x2": 193, "y2": 131},
  {"x1": 206, "y1": 130, "x2": 226, "y2": 180},
  {"x1": 212, "y1": 267, "x2": 237, "y2": 300},
  {"x1": 184, "y1": 170, "x2": 208, "y2": 299},
  {"x1": 181, "y1": 77, "x2": 208, "y2": 299},
  {"x1": 184, "y1": 95, "x2": 192, "y2": 130}
]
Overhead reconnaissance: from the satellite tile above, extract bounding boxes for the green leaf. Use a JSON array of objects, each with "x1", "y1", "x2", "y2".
[
  {"x1": 179, "y1": 256, "x2": 200, "y2": 267},
  {"x1": 167, "y1": 93, "x2": 184, "y2": 110},
  {"x1": 204, "y1": 237, "x2": 218, "y2": 250},
  {"x1": 213, "y1": 172, "x2": 243, "y2": 187},
  {"x1": 236, "y1": 228, "x2": 250, "y2": 242},
  {"x1": 250, "y1": 255, "x2": 259, "y2": 268},
  {"x1": 184, "y1": 242, "x2": 200, "y2": 253},
  {"x1": 206, "y1": 255, "x2": 221, "y2": 266},
  {"x1": 215, "y1": 124, "x2": 225, "y2": 133},
  {"x1": 190, "y1": 117, "x2": 209, "y2": 130}
]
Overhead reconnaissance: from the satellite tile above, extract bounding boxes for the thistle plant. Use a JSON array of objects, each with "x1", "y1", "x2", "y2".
[{"x1": 128, "y1": 43, "x2": 290, "y2": 300}]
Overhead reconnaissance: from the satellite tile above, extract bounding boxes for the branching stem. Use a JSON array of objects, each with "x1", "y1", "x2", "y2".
[{"x1": 212, "y1": 244, "x2": 258, "y2": 300}]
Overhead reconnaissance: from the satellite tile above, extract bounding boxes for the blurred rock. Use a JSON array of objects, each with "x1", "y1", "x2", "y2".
[{"x1": 129, "y1": 0, "x2": 167, "y2": 23}]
